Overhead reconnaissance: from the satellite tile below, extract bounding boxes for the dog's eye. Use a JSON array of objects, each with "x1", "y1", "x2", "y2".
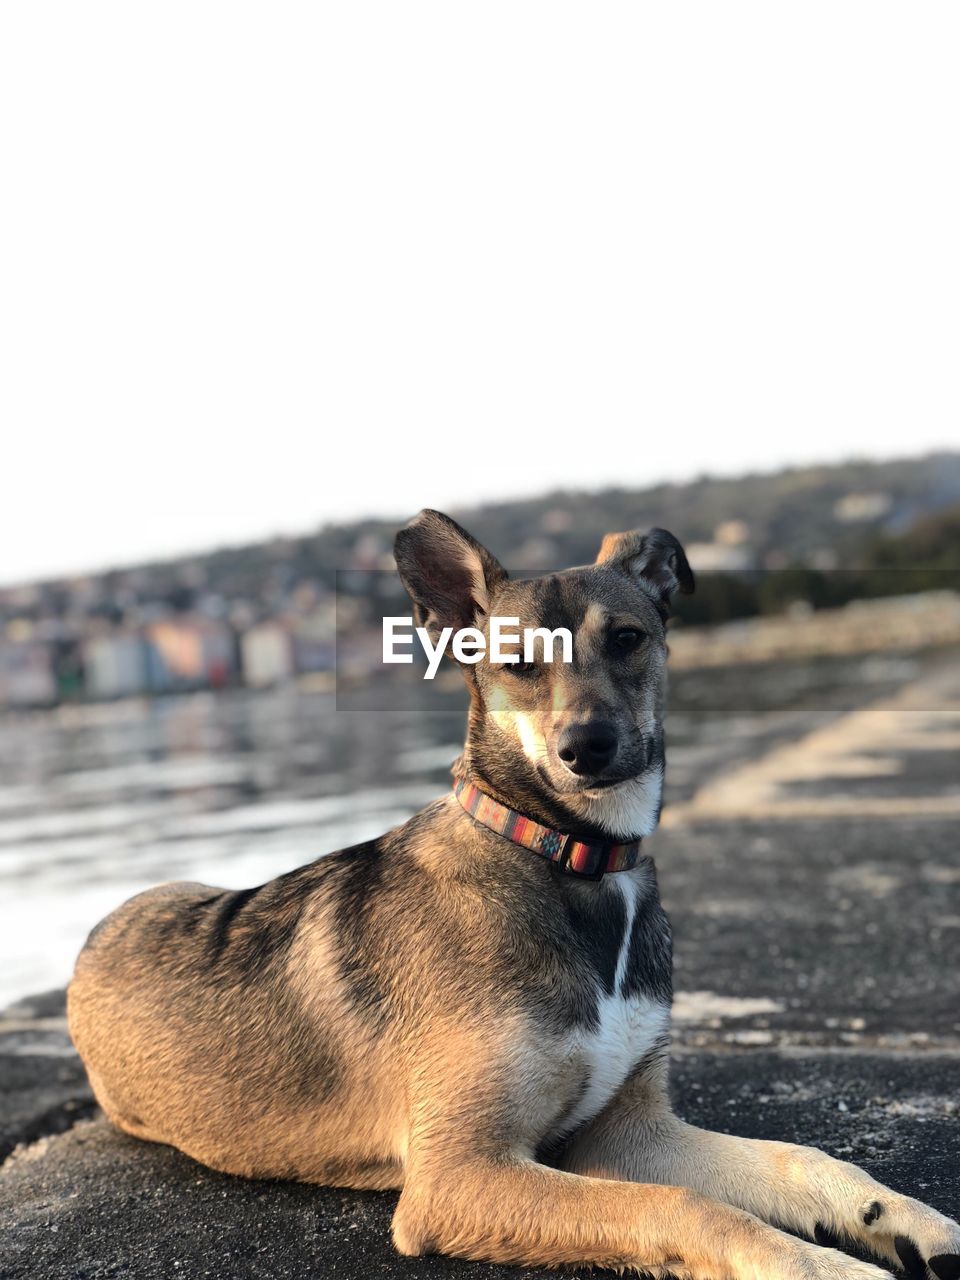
[
  {"x1": 611, "y1": 628, "x2": 645, "y2": 652},
  {"x1": 505, "y1": 660, "x2": 538, "y2": 676}
]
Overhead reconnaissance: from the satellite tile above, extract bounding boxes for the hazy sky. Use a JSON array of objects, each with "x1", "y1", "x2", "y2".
[{"x1": 2, "y1": 3, "x2": 958, "y2": 585}]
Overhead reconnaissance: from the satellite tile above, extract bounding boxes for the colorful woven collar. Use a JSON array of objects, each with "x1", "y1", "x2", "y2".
[{"x1": 453, "y1": 778, "x2": 642, "y2": 881}]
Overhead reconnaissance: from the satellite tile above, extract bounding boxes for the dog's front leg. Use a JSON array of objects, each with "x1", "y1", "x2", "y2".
[
  {"x1": 561, "y1": 1075, "x2": 960, "y2": 1277},
  {"x1": 392, "y1": 1029, "x2": 892, "y2": 1280},
  {"x1": 393, "y1": 1150, "x2": 898, "y2": 1279}
]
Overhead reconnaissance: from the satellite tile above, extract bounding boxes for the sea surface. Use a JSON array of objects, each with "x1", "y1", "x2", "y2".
[{"x1": 0, "y1": 684, "x2": 470, "y2": 1009}]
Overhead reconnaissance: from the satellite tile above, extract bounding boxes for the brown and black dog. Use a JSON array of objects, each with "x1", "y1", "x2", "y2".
[{"x1": 68, "y1": 511, "x2": 959, "y2": 1280}]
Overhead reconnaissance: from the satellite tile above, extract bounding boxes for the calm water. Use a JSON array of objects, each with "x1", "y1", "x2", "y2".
[{"x1": 0, "y1": 685, "x2": 470, "y2": 1008}]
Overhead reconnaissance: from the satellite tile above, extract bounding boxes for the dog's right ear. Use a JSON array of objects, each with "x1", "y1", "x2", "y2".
[
  {"x1": 595, "y1": 527, "x2": 694, "y2": 619},
  {"x1": 394, "y1": 510, "x2": 508, "y2": 642}
]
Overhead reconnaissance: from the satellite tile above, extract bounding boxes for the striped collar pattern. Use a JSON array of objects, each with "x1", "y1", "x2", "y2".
[{"x1": 453, "y1": 778, "x2": 642, "y2": 881}]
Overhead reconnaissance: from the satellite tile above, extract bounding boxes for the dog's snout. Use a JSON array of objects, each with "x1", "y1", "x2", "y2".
[{"x1": 557, "y1": 721, "x2": 618, "y2": 776}]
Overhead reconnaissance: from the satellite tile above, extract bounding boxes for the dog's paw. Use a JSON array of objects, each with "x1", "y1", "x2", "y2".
[{"x1": 850, "y1": 1195, "x2": 960, "y2": 1278}]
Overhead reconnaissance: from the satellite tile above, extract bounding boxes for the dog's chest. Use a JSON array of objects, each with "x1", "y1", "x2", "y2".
[{"x1": 548, "y1": 874, "x2": 670, "y2": 1140}]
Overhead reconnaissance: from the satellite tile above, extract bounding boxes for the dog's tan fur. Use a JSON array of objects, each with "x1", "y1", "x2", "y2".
[{"x1": 68, "y1": 511, "x2": 959, "y2": 1279}]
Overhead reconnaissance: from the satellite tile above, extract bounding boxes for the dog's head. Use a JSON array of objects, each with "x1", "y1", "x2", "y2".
[{"x1": 394, "y1": 509, "x2": 693, "y2": 841}]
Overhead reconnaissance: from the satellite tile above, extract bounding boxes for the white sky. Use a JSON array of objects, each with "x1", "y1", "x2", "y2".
[{"x1": 1, "y1": 3, "x2": 958, "y2": 586}]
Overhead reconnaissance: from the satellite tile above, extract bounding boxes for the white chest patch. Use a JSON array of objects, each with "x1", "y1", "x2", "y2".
[{"x1": 553, "y1": 873, "x2": 670, "y2": 1138}]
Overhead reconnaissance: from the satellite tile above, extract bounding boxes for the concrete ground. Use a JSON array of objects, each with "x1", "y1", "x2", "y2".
[{"x1": 2, "y1": 650, "x2": 958, "y2": 1278}]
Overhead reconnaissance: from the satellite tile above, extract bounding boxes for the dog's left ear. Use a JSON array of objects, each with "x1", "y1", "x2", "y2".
[{"x1": 596, "y1": 527, "x2": 694, "y2": 617}]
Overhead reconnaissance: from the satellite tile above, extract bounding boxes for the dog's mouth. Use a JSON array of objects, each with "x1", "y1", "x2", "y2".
[
  {"x1": 578, "y1": 776, "x2": 630, "y2": 792},
  {"x1": 541, "y1": 766, "x2": 651, "y2": 796}
]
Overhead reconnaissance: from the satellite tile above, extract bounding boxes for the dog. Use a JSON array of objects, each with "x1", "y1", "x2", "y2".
[{"x1": 68, "y1": 510, "x2": 959, "y2": 1279}]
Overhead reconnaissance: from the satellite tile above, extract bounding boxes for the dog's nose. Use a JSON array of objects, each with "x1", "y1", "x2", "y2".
[{"x1": 557, "y1": 721, "x2": 618, "y2": 776}]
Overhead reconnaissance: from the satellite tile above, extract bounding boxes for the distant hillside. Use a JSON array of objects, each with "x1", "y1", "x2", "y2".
[
  {"x1": 454, "y1": 451, "x2": 960, "y2": 571},
  {"x1": 1, "y1": 451, "x2": 959, "y2": 631}
]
